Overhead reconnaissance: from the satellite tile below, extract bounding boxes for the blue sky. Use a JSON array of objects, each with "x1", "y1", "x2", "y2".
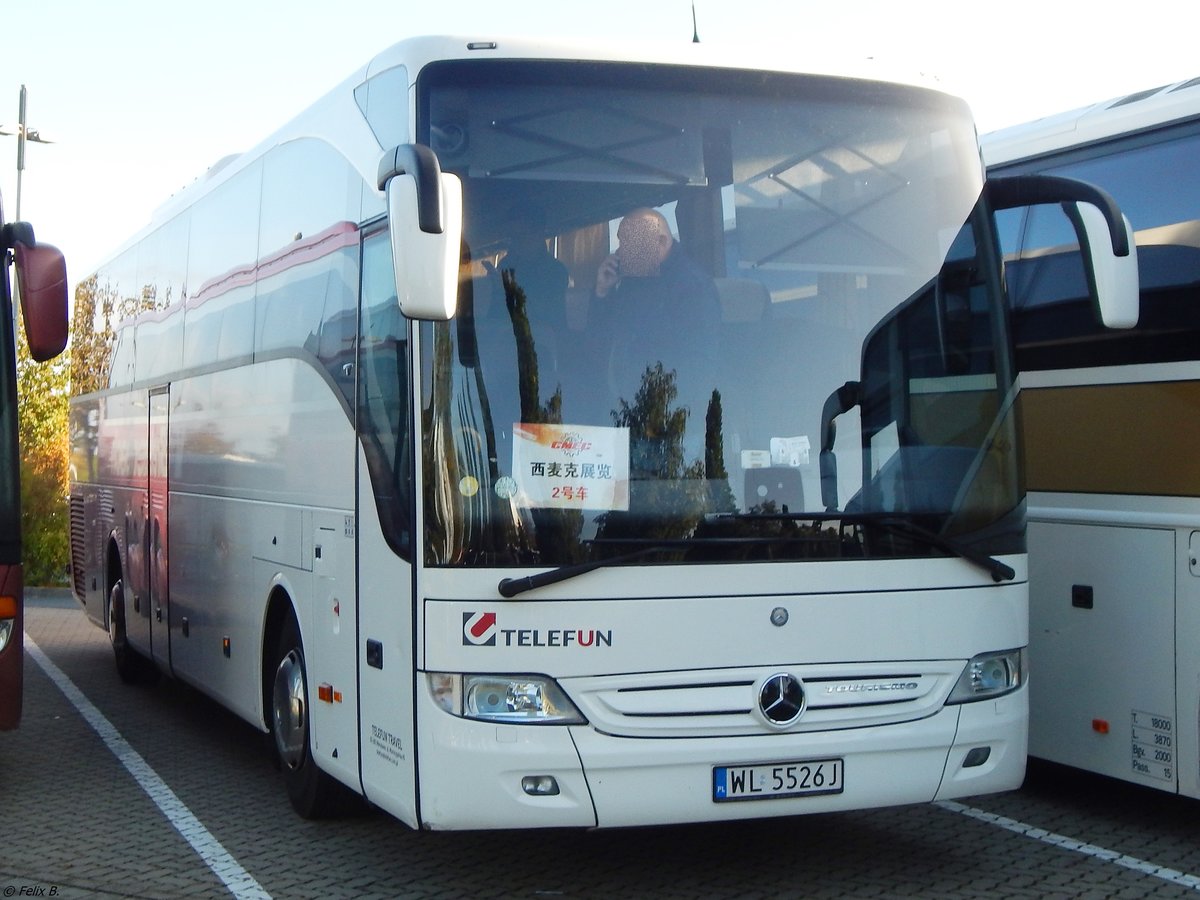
[{"x1": 4, "y1": 0, "x2": 1197, "y2": 290}]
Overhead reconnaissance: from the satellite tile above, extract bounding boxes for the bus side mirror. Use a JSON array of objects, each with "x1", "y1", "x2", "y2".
[
  {"x1": 378, "y1": 143, "x2": 462, "y2": 321},
  {"x1": 5, "y1": 224, "x2": 68, "y2": 361},
  {"x1": 988, "y1": 173, "x2": 1139, "y2": 331},
  {"x1": 1069, "y1": 203, "x2": 1139, "y2": 329},
  {"x1": 819, "y1": 380, "x2": 860, "y2": 512}
]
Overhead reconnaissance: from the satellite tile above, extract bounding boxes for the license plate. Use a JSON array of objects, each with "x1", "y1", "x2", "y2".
[{"x1": 713, "y1": 758, "x2": 844, "y2": 802}]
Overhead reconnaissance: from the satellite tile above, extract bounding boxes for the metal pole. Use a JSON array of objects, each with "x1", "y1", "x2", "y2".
[{"x1": 15, "y1": 85, "x2": 26, "y2": 221}]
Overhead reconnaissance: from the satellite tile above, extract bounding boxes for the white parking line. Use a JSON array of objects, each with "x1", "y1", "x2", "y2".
[
  {"x1": 938, "y1": 800, "x2": 1200, "y2": 892},
  {"x1": 25, "y1": 635, "x2": 272, "y2": 900}
]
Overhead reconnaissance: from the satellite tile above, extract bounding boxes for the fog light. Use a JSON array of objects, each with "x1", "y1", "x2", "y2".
[
  {"x1": 963, "y1": 747, "x2": 991, "y2": 768},
  {"x1": 522, "y1": 775, "x2": 560, "y2": 796}
]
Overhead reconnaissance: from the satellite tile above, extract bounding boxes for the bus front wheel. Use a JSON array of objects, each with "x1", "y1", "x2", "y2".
[{"x1": 270, "y1": 613, "x2": 350, "y2": 818}]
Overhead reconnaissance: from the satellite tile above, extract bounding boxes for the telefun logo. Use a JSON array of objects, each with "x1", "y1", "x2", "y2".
[
  {"x1": 463, "y1": 612, "x2": 497, "y2": 646},
  {"x1": 461, "y1": 611, "x2": 614, "y2": 649}
]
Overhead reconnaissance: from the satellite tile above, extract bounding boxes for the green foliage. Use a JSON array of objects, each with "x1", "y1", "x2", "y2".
[
  {"x1": 69, "y1": 275, "x2": 119, "y2": 396},
  {"x1": 16, "y1": 313, "x2": 70, "y2": 585},
  {"x1": 611, "y1": 362, "x2": 693, "y2": 480}
]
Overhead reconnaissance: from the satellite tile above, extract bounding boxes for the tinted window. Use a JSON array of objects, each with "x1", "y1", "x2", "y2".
[
  {"x1": 184, "y1": 163, "x2": 262, "y2": 368},
  {"x1": 101, "y1": 247, "x2": 141, "y2": 387},
  {"x1": 358, "y1": 229, "x2": 411, "y2": 555},
  {"x1": 256, "y1": 138, "x2": 362, "y2": 403}
]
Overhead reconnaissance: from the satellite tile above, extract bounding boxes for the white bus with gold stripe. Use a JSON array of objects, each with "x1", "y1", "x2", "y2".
[{"x1": 984, "y1": 77, "x2": 1200, "y2": 797}]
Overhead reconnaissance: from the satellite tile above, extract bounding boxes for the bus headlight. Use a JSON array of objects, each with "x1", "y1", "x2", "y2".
[
  {"x1": 428, "y1": 673, "x2": 586, "y2": 724},
  {"x1": 0, "y1": 619, "x2": 12, "y2": 654},
  {"x1": 946, "y1": 649, "x2": 1026, "y2": 704}
]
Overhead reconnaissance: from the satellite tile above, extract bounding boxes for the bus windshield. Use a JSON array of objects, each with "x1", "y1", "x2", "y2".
[{"x1": 411, "y1": 61, "x2": 1017, "y2": 569}]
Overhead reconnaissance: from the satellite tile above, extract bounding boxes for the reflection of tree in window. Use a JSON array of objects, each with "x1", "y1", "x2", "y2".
[
  {"x1": 501, "y1": 269, "x2": 582, "y2": 563},
  {"x1": 425, "y1": 257, "x2": 499, "y2": 566},
  {"x1": 502, "y1": 269, "x2": 562, "y2": 426},
  {"x1": 423, "y1": 320, "x2": 460, "y2": 563},
  {"x1": 704, "y1": 388, "x2": 736, "y2": 514},
  {"x1": 612, "y1": 363, "x2": 694, "y2": 480},
  {"x1": 597, "y1": 363, "x2": 707, "y2": 544},
  {"x1": 69, "y1": 276, "x2": 115, "y2": 395}
]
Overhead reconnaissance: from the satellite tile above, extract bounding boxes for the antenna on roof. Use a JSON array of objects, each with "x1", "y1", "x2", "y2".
[{"x1": 691, "y1": 1, "x2": 701, "y2": 42}]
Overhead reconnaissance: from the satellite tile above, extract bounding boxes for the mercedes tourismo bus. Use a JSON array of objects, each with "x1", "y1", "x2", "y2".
[
  {"x1": 984, "y1": 77, "x2": 1200, "y2": 797},
  {"x1": 1, "y1": 205, "x2": 69, "y2": 730},
  {"x1": 68, "y1": 36, "x2": 1135, "y2": 829}
]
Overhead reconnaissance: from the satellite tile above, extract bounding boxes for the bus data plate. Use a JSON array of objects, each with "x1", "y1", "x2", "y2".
[{"x1": 713, "y1": 758, "x2": 844, "y2": 802}]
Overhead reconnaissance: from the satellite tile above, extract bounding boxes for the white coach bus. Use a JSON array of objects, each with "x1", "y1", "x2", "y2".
[
  {"x1": 69, "y1": 35, "x2": 1134, "y2": 829},
  {"x1": 984, "y1": 77, "x2": 1200, "y2": 796}
]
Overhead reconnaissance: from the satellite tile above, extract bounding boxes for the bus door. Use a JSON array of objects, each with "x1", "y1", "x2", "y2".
[
  {"x1": 148, "y1": 386, "x2": 171, "y2": 671},
  {"x1": 353, "y1": 227, "x2": 419, "y2": 820}
]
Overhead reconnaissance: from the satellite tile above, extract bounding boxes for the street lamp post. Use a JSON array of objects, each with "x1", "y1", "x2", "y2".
[
  {"x1": 1, "y1": 85, "x2": 53, "y2": 221},
  {"x1": 16, "y1": 84, "x2": 26, "y2": 221}
]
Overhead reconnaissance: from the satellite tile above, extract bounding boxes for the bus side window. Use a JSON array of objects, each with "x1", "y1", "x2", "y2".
[
  {"x1": 1002, "y1": 129, "x2": 1200, "y2": 371},
  {"x1": 1003, "y1": 200, "x2": 1095, "y2": 371},
  {"x1": 358, "y1": 229, "x2": 412, "y2": 557}
]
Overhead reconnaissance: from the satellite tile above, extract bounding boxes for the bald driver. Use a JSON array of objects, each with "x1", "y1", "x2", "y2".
[{"x1": 593, "y1": 207, "x2": 719, "y2": 312}]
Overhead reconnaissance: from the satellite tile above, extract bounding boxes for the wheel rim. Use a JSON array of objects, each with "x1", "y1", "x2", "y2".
[
  {"x1": 108, "y1": 582, "x2": 125, "y2": 650},
  {"x1": 273, "y1": 648, "x2": 307, "y2": 770}
]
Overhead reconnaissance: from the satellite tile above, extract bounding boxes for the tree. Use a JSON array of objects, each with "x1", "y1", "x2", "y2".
[
  {"x1": 17, "y1": 271, "x2": 141, "y2": 585},
  {"x1": 16, "y1": 310, "x2": 70, "y2": 585}
]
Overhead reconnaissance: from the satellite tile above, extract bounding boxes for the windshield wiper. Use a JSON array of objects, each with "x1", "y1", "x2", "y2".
[
  {"x1": 497, "y1": 514, "x2": 1015, "y2": 597},
  {"x1": 498, "y1": 544, "x2": 684, "y2": 598},
  {"x1": 706, "y1": 511, "x2": 1016, "y2": 583},
  {"x1": 864, "y1": 515, "x2": 1015, "y2": 583},
  {"x1": 497, "y1": 536, "x2": 799, "y2": 598}
]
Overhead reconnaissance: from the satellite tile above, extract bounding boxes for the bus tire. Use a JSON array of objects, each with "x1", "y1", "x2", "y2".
[
  {"x1": 270, "y1": 612, "x2": 350, "y2": 818},
  {"x1": 108, "y1": 578, "x2": 158, "y2": 685}
]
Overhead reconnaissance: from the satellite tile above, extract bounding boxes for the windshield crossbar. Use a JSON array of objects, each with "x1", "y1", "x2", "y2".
[
  {"x1": 752, "y1": 159, "x2": 918, "y2": 270},
  {"x1": 484, "y1": 101, "x2": 699, "y2": 184}
]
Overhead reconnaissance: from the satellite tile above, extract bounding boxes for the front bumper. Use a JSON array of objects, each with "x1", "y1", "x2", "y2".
[{"x1": 413, "y1": 682, "x2": 1027, "y2": 830}]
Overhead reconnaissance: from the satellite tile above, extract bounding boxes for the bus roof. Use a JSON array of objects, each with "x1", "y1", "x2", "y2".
[
  {"x1": 140, "y1": 35, "x2": 947, "y2": 231},
  {"x1": 982, "y1": 75, "x2": 1200, "y2": 168}
]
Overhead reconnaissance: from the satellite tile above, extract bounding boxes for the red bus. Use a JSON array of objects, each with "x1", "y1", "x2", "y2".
[{"x1": 0, "y1": 200, "x2": 68, "y2": 729}]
